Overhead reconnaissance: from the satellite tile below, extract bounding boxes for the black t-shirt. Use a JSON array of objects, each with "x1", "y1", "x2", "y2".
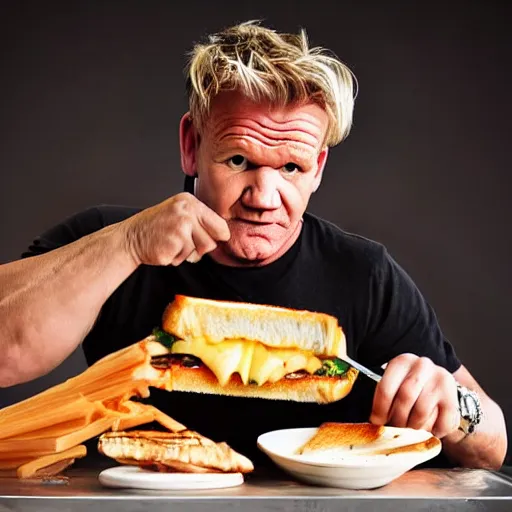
[{"x1": 22, "y1": 205, "x2": 461, "y2": 467}]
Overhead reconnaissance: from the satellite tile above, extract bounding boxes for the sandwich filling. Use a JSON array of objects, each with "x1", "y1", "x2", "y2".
[{"x1": 152, "y1": 328, "x2": 350, "y2": 386}]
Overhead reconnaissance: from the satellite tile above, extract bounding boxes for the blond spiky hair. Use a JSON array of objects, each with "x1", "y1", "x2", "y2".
[{"x1": 186, "y1": 21, "x2": 356, "y2": 147}]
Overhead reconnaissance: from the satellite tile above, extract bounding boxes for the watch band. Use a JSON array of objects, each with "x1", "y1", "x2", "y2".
[{"x1": 457, "y1": 384, "x2": 482, "y2": 435}]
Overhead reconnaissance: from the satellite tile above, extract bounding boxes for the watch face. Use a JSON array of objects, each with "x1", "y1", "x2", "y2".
[
  {"x1": 458, "y1": 387, "x2": 482, "y2": 434},
  {"x1": 460, "y1": 393, "x2": 471, "y2": 418},
  {"x1": 466, "y1": 395, "x2": 478, "y2": 417}
]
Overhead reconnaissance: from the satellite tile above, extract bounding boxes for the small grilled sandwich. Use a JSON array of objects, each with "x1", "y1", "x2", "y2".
[{"x1": 98, "y1": 430, "x2": 254, "y2": 473}]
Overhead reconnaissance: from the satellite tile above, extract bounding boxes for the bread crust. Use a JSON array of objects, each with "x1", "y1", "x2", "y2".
[
  {"x1": 162, "y1": 295, "x2": 346, "y2": 357},
  {"x1": 167, "y1": 361, "x2": 358, "y2": 404}
]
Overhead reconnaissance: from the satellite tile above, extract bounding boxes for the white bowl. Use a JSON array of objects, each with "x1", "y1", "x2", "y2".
[{"x1": 257, "y1": 425, "x2": 441, "y2": 490}]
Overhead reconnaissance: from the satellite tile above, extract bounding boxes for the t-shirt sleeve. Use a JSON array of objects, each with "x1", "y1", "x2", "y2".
[
  {"x1": 21, "y1": 205, "x2": 139, "y2": 258},
  {"x1": 21, "y1": 207, "x2": 106, "y2": 257},
  {"x1": 357, "y1": 246, "x2": 461, "y2": 374}
]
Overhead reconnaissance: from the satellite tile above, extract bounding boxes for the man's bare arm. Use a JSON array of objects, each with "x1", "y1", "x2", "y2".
[
  {"x1": 441, "y1": 365, "x2": 507, "y2": 469},
  {"x1": 0, "y1": 222, "x2": 138, "y2": 387},
  {"x1": 0, "y1": 193, "x2": 230, "y2": 388}
]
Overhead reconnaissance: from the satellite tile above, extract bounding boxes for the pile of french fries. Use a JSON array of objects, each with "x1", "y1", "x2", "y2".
[{"x1": 0, "y1": 337, "x2": 182, "y2": 478}]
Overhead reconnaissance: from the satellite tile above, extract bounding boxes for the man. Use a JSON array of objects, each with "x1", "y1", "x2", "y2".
[{"x1": 0, "y1": 22, "x2": 506, "y2": 468}]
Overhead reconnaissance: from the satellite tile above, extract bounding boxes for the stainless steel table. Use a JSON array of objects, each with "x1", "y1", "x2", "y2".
[{"x1": 1, "y1": 466, "x2": 512, "y2": 511}]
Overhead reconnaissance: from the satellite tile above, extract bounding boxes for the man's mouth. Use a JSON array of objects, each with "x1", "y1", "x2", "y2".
[{"x1": 234, "y1": 219, "x2": 275, "y2": 226}]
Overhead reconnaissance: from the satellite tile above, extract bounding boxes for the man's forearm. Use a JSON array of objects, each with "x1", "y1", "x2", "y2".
[
  {"x1": 441, "y1": 395, "x2": 507, "y2": 469},
  {"x1": 0, "y1": 222, "x2": 138, "y2": 387}
]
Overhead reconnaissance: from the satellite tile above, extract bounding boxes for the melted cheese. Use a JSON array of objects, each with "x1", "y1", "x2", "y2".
[{"x1": 171, "y1": 338, "x2": 322, "y2": 386}]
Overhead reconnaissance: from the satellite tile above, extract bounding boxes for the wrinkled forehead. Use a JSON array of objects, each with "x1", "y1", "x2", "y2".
[{"x1": 201, "y1": 91, "x2": 329, "y2": 150}]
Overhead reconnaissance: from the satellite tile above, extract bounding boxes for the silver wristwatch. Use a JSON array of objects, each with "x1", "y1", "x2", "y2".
[{"x1": 457, "y1": 384, "x2": 482, "y2": 435}]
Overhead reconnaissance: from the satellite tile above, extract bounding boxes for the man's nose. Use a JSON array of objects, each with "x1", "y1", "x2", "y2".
[{"x1": 242, "y1": 168, "x2": 281, "y2": 210}]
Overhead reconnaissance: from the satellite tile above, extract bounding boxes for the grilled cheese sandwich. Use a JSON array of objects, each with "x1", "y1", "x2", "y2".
[{"x1": 151, "y1": 295, "x2": 358, "y2": 404}]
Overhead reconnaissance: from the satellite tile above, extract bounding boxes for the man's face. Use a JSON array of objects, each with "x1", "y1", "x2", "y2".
[{"x1": 182, "y1": 91, "x2": 329, "y2": 266}]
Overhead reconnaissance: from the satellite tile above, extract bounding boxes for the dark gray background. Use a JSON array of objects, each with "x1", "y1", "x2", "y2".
[{"x1": 1, "y1": 0, "x2": 510, "y2": 461}]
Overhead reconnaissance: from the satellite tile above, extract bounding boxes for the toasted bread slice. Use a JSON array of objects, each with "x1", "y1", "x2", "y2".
[
  {"x1": 163, "y1": 295, "x2": 346, "y2": 357},
  {"x1": 297, "y1": 422, "x2": 442, "y2": 457},
  {"x1": 98, "y1": 430, "x2": 254, "y2": 474},
  {"x1": 168, "y1": 363, "x2": 358, "y2": 404},
  {"x1": 299, "y1": 423, "x2": 385, "y2": 453}
]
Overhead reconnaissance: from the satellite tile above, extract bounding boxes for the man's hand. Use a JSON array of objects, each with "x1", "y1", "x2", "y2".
[
  {"x1": 369, "y1": 353, "x2": 460, "y2": 438},
  {"x1": 123, "y1": 193, "x2": 230, "y2": 267}
]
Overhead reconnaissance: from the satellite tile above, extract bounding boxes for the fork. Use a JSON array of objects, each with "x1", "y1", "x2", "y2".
[{"x1": 342, "y1": 355, "x2": 383, "y2": 383}]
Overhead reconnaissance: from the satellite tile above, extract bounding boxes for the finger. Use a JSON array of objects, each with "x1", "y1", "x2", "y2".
[
  {"x1": 156, "y1": 236, "x2": 183, "y2": 266},
  {"x1": 420, "y1": 405, "x2": 440, "y2": 433},
  {"x1": 387, "y1": 357, "x2": 436, "y2": 428},
  {"x1": 198, "y1": 206, "x2": 230, "y2": 242},
  {"x1": 406, "y1": 387, "x2": 439, "y2": 431},
  {"x1": 430, "y1": 376, "x2": 460, "y2": 438},
  {"x1": 370, "y1": 354, "x2": 417, "y2": 425},
  {"x1": 169, "y1": 238, "x2": 196, "y2": 267},
  {"x1": 185, "y1": 249, "x2": 201, "y2": 264},
  {"x1": 432, "y1": 402, "x2": 460, "y2": 439},
  {"x1": 160, "y1": 218, "x2": 191, "y2": 265},
  {"x1": 191, "y1": 223, "x2": 218, "y2": 257}
]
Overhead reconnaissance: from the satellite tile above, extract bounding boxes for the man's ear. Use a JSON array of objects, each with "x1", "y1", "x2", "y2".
[
  {"x1": 312, "y1": 147, "x2": 329, "y2": 192},
  {"x1": 179, "y1": 112, "x2": 199, "y2": 177}
]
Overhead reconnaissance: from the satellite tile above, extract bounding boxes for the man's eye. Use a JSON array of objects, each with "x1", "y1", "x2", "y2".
[
  {"x1": 282, "y1": 162, "x2": 301, "y2": 174},
  {"x1": 227, "y1": 155, "x2": 248, "y2": 171}
]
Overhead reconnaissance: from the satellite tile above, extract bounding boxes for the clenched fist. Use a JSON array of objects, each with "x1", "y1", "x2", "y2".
[
  {"x1": 370, "y1": 353, "x2": 460, "y2": 438},
  {"x1": 122, "y1": 193, "x2": 230, "y2": 266}
]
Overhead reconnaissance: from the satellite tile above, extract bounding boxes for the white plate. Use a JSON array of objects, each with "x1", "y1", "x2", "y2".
[
  {"x1": 257, "y1": 425, "x2": 441, "y2": 490},
  {"x1": 98, "y1": 466, "x2": 245, "y2": 490}
]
